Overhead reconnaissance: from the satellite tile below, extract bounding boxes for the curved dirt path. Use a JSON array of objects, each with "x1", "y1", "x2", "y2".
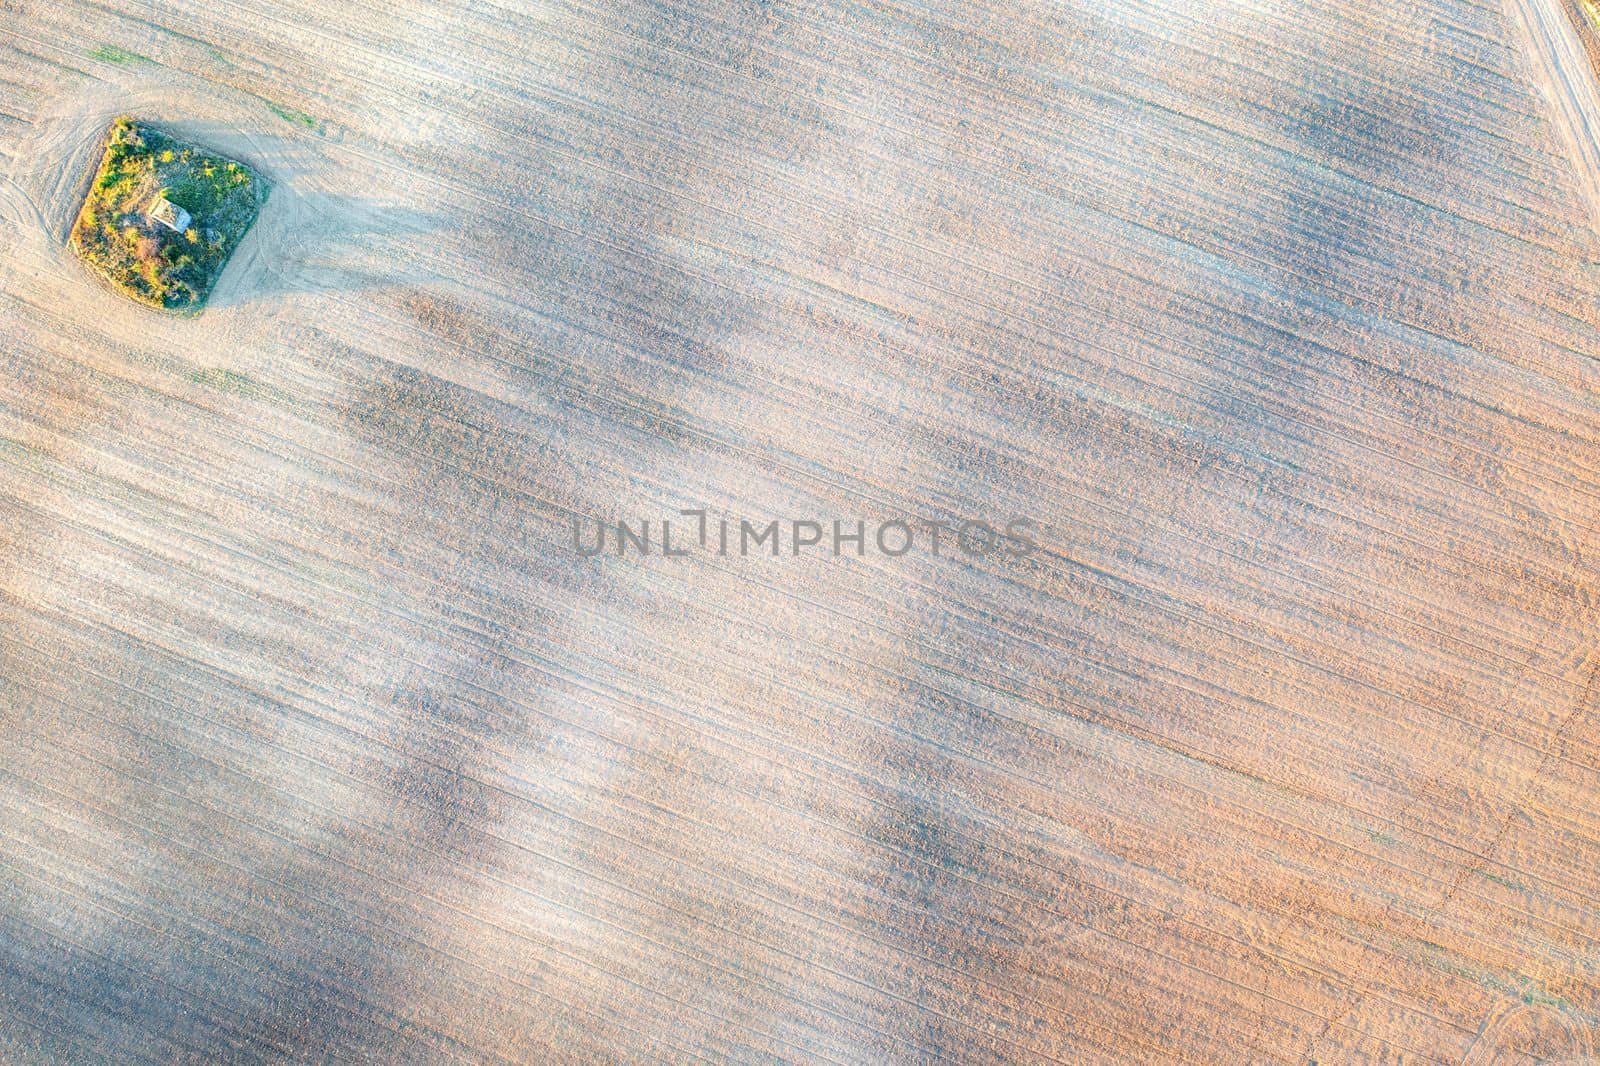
[{"x1": 1506, "y1": 0, "x2": 1600, "y2": 241}]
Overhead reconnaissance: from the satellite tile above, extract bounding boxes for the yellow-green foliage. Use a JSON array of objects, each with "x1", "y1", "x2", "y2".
[{"x1": 69, "y1": 117, "x2": 270, "y2": 314}]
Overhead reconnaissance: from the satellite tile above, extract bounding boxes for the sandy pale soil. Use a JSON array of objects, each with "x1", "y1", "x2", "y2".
[{"x1": 0, "y1": 0, "x2": 1597, "y2": 1062}]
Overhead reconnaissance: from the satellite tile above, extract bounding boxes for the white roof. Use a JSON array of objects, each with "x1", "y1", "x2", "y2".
[{"x1": 148, "y1": 196, "x2": 191, "y2": 232}]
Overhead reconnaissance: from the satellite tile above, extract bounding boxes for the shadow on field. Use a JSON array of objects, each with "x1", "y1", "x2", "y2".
[
  {"x1": 148, "y1": 124, "x2": 454, "y2": 309},
  {"x1": 207, "y1": 194, "x2": 450, "y2": 309}
]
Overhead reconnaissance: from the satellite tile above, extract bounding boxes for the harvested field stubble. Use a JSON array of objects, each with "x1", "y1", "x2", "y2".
[{"x1": 0, "y1": 0, "x2": 1596, "y2": 1063}]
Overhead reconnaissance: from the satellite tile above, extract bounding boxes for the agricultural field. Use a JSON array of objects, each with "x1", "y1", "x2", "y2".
[{"x1": 0, "y1": 0, "x2": 1595, "y2": 1063}]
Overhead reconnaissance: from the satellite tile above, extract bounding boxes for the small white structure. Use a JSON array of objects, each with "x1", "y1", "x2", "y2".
[{"x1": 147, "y1": 195, "x2": 191, "y2": 233}]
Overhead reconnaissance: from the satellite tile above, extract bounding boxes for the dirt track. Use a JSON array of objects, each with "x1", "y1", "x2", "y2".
[
  {"x1": 1509, "y1": 0, "x2": 1600, "y2": 234},
  {"x1": 0, "y1": 0, "x2": 1597, "y2": 1062}
]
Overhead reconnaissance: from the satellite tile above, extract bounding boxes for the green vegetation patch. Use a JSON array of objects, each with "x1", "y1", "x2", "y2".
[
  {"x1": 70, "y1": 117, "x2": 269, "y2": 314},
  {"x1": 1478, "y1": 869, "x2": 1525, "y2": 891},
  {"x1": 187, "y1": 367, "x2": 260, "y2": 395},
  {"x1": 89, "y1": 45, "x2": 152, "y2": 65},
  {"x1": 267, "y1": 102, "x2": 317, "y2": 129}
]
